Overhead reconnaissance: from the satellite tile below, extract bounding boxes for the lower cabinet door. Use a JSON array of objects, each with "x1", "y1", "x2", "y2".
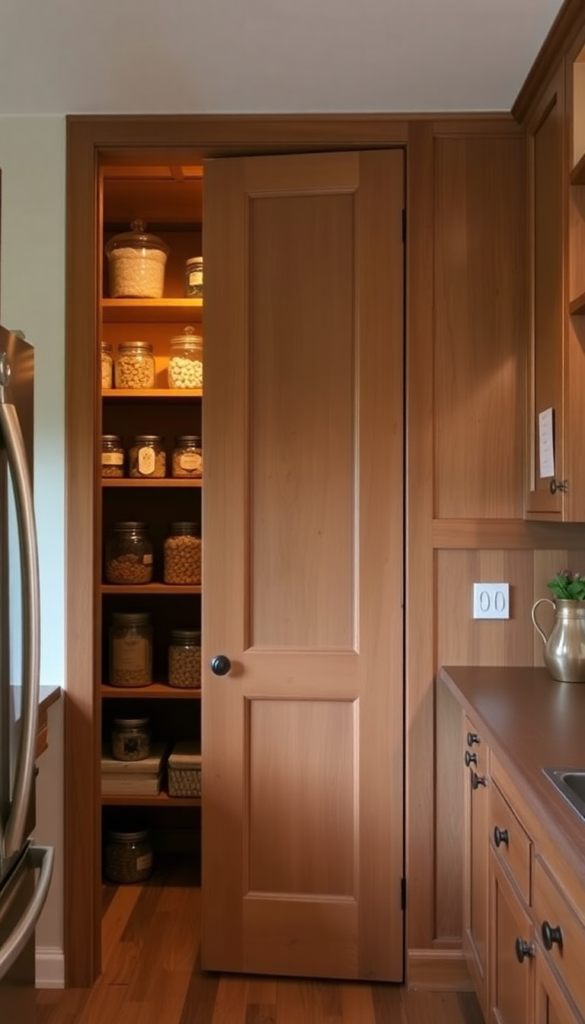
[
  {"x1": 535, "y1": 953, "x2": 584, "y2": 1024},
  {"x1": 489, "y1": 848, "x2": 534, "y2": 1024}
]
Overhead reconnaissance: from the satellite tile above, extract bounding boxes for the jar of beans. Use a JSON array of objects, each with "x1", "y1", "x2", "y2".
[
  {"x1": 171, "y1": 435, "x2": 202, "y2": 479},
  {"x1": 105, "y1": 522, "x2": 153, "y2": 585},
  {"x1": 101, "y1": 435, "x2": 125, "y2": 478},
  {"x1": 115, "y1": 341, "x2": 156, "y2": 389},
  {"x1": 129, "y1": 435, "x2": 166, "y2": 478},
  {"x1": 168, "y1": 629, "x2": 201, "y2": 689},
  {"x1": 111, "y1": 717, "x2": 151, "y2": 760},
  {"x1": 167, "y1": 326, "x2": 203, "y2": 389},
  {"x1": 163, "y1": 522, "x2": 202, "y2": 585},
  {"x1": 101, "y1": 341, "x2": 113, "y2": 389},
  {"x1": 104, "y1": 826, "x2": 153, "y2": 884},
  {"x1": 109, "y1": 612, "x2": 152, "y2": 688}
]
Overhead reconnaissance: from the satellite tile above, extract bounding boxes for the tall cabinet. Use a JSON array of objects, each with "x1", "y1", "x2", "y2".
[{"x1": 99, "y1": 167, "x2": 205, "y2": 861}]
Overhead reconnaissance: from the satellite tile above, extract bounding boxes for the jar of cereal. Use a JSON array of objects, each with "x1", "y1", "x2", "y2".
[
  {"x1": 105, "y1": 220, "x2": 169, "y2": 299},
  {"x1": 101, "y1": 435, "x2": 125, "y2": 478},
  {"x1": 105, "y1": 522, "x2": 153, "y2": 585},
  {"x1": 101, "y1": 341, "x2": 113, "y2": 389},
  {"x1": 168, "y1": 629, "x2": 202, "y2": 689},
  {"x1": 115, "y1": 341, "x2": 155, "y2": 389},
  {"x1": 163, "y1": 522, "x2": 202, "y2": 586},
  {"x1": 167, "y1": 326, "x2": 203, "y2": 389},
  {"x1": 129, "y1": 435, "x2": 166, "y2": 478},
  {"x1": 172, "y1": 435, "x2": 202, "y2": 479},
  {"x1": 109, "y1": 613, "x2": 153, "y2": 689}
]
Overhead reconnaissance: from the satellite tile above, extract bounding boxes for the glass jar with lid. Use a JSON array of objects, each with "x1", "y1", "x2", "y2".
[
  {"x1": 115, "y1": 341, "x2": 156, "y2": 389},
  {"x1": 168, "y1": 629, "x2": 202, "y2": 689},
  {"x1": 184, "y1": 256, "x2": 203, "y2": 298},
  {"x1": 109, "y1": 612, "x2": 152, "y2": 688},
  {"x1": 105, "y1": 521, "x2": 153, "y2": 585},
  {"x1": 101, "y1": 341, "x2": 113, "y2": 389},
  {"x1": 104, "y1": 825, "x2": 153, "y2": 884},
  {"x1": 101, "y1": 435, "x2": 125, "y2": 478},
  {"x1": 105, "y1": 219, "x2": 169, "y2": 299},
  {"x1": 171, "y1": 435, "x2": 202, "y2": 479},
  {"x1": 111, "y1": 717, "x2": 151, "y2": 760},
  {"x1": 129, "y1": 435, "x2": 166, "y2": 478},
  {"x1": 163, "y1": 522, "x2": 202, "y2": 586},
  {"x1": 167, "y1": 326, "x2": 203, "y2": 389}
]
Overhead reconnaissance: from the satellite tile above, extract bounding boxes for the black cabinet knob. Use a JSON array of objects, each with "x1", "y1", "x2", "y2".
[
  {"x1": 542, "y1": 921, "x2": 563, "y2": 950},
  {"x1": 471, "y1": 772, "x2": 487, "y2": 790},
  {"x1": 467, "y1": 732, "x2": 480, "y2": 747},
  {"x1": 494, "y1": 826, "x2": 509, "y2": 848},
  {"x1": 210, "y1": 654, "x2": 232, "y2": 676},
  {"x1": 549, "y1": 479, "x2": 568, "y2": 495},
  {"x1": 515, "y1": 938, "x2": 534, "y2": 963},
  {"x1": 464, "y1": 751, "x2": 477, "y2": 767}
]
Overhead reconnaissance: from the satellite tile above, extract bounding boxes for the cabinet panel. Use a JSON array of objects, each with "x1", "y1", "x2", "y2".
[
  {"x1": 462, "y1": 715, "x2": 489, "y2": 1016},
  {"x1": 489, "y1": 779, "x2": 532, "y2": 906},
  {"x1": 534, "y1": 857, "x2": 585, "y2": 1016},
  {"x1": 488, "y1": 848, "x2": 534, "y2": 1024},
  {"x1": 535, "y1": 952, "x2": 584, "y2": 1024}
]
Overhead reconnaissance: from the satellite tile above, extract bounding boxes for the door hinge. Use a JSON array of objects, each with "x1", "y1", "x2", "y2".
[
  {"x1": 401, "y1": 208, "x2": 406, "y2": 243},
  {"x1": 400, "y1": 877, "x2": 406, "y2": 910}
]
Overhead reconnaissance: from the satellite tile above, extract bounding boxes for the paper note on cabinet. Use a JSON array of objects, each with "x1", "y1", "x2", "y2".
[{"x1": 538, "y1": 408, "x2": 555, "y2": 478}]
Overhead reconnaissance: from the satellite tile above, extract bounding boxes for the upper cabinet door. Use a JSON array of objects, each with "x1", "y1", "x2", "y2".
[
  {"x1": 201, "y1": 149, "x2": 405, "y2": 981},
  {"x1": 525, "y1": 65, "x2": 565, "y2": 519}
]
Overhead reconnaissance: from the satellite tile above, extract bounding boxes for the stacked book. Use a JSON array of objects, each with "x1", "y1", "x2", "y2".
[{"x1": 101, "y1": 743, "x2": 167, "y2": 796}]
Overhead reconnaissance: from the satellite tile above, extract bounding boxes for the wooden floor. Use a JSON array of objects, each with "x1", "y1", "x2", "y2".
[{"x1": 37, "y1": 858, "x2": 484, "y2": 1024}]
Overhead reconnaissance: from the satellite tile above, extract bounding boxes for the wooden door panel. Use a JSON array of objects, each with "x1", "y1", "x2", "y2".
[{"x1": 203, "y1": 149, "x2": 404, "y2": 980}]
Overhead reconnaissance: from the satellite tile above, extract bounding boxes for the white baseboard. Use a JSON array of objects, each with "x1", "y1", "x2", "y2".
[{"x1": 36, "y1": 947, "x2": 65, "y2": 989}]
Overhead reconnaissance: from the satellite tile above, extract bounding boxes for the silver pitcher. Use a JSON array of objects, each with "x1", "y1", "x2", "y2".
[{"x1": 531, "y1": 598, "x2": 585, "y2": 682}]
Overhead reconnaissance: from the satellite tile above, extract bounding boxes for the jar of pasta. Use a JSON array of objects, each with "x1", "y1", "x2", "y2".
[
  {"x1": 101, "y1": 435, "x2": 125, "y2": 478},
  {"x1": 105, "y1": 522, "x2": 153, "y2": 585},
  {"x1": 129, "y1": 435, "x2": 166, "y2": 478},
  {"x1": 115, "y1": 341, "x2": 155, "y2": 389},
  {"x1": 101, "y1": 342, "x2": 113, "y2": 389},
  {"x1": 168, "y1": 629, "x2": 202, "y2": 689},
  {"x1": 171, "y1": 435, "x2": 202, "y2": 479},
  {"x1": 163, "y1": 522, "x2": 202, "y2": 586},
  {"x1": 109, "y1": 612, "x2": 152, "y2": 688},
  {"x1": 167, "y1": 326, "x2": 203, "y2": 389}
]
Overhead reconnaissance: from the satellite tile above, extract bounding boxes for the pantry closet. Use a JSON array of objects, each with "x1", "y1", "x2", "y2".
[{"x1": 65, "y1": 117, "x2": 407, "y2": 987}]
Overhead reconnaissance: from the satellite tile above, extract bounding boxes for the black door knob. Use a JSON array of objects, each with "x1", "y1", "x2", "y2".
[
  {"x1": 211, "y1": 654, "x2": 231, "y2": 676},
  {"x1": 494, "y1": 826, "x2": 509, "y2": 848},
  {"x1": 542, "y1": 921, "x2": 563, "y2": 950},
  {"x1": 515, "y1": 938, "x2": 534, "y2": 963}
]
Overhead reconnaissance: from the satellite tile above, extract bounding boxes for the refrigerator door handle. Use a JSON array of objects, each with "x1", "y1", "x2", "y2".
[
  {"x1": 0, "y1": 844, "x2": 54, "y2": 981},
  {"x1": 0, "y1": 399, "x2": 41, "y2": 859}
]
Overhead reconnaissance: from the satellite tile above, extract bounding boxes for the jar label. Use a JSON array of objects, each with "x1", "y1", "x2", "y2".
[
  {"x1": 112, "y1": 637, "x2": 150, "y2": 671},
  {"x1": 188, "y1": 269, "x2": 203, "y2": 287},
  {"x1": 136, "y1": 852, "x2": 153, "y2": 872},
  {"x1": 180, "y1": 452, "x2": 202, "y2": 471},
  {"x1": 142, "y1": 553, "x2": 153, "y2": 565},
  {"x1": 138, "y1": 447, "x2": 156, "y2": 475},
  {"x1": 102, "y1": 453, "x2": 124, "y2": 466}
]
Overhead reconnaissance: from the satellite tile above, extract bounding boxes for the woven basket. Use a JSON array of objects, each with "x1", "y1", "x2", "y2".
[{"x1": 167, "y1": 742, "x2": 201, "y2": 798}]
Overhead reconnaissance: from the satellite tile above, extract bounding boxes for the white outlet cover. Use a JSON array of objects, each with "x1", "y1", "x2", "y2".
[{"x1": 473, "y1": 582, "x2": 510, "y2": 619}]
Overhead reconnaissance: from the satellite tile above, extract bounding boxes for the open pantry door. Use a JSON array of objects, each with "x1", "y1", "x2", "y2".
[{"x1": 202, "y1": 149, "x2": 405, "y2": 981}]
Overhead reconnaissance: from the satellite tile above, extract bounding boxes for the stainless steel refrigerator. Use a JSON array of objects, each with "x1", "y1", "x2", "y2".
[{"x1": 0, "y1": 328, "x2": 54, "y2": 1021}]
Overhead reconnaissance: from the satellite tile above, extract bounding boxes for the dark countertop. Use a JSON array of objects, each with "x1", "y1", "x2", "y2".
[{"x1": 439, "y1": 665, "x2": 585, "y2": 889}]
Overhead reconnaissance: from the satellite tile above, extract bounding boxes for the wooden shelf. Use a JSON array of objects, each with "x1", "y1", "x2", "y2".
[
  {"x1": 570, "y1": 151, "x2": 585, "y2": 185},
  {"x1": 102, "y1": 298, "x2": 203, "y2": 323},
  {"x1": 101, "y1": 792, "x2": 201, "y2": 807},
  {"x1": 101, "y1": 683, "x2": 201, "y2": 699},
  {"x1": 569, "y1": 290, "x2": 585, "y2": 315},
  {"x1": 102, "y1": 388, "x2": 202, "y2": 400},
  {"x1": 102, "y1": 478, "x2": 202, "y2": 488},
  {"x1": 101, "y1": 584, "x2": 202, "y2": 595}
]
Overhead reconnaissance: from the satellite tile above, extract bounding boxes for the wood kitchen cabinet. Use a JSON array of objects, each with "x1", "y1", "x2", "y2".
[{"x1": 462, "y1": 714, "x2": 489, "y2": 1016}]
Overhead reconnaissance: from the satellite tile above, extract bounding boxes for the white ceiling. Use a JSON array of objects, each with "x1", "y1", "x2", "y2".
[{"x1": 0, "y1": 0, "x2": 565, "y2": 116}]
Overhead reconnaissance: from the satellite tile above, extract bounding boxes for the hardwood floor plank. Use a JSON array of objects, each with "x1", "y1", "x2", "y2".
[
  {"x1": 371, "y1": 983, "x2": 406, "y2": 1023},
  {"x1": 400, "y1": 989, "x2": 474, "y2": 1024},
  {"x1": 340, "y1": 981, "x2": 377, "y2": 1024},
  {"x1": 101, "y1": 884, "x2": 142, "y2": 973},
  {"x1": 210, "y1": 975, "x2": 249, "y2": 1024},
  {"x1": 275, "y1": 979, "x2": 316, "y2": 1023},
  {"x1": 178, "y1": 953, "x2": 221, "y2": 1024}
]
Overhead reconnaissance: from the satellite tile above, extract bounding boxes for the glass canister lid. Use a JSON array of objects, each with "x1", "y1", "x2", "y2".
[
  {"x1": 170, "y1": 325, "x2": 202, "y2": 348},
  {"x1": 106, "y1": 220, "x2": 169, "y2": 257}
]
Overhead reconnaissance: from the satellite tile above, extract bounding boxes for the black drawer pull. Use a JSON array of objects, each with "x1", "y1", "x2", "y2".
[
  {"x1": 515, "y1": 938, "x2": 535, "y2": 963},
  {"x1": 467, "y1": 732, "x2": 480, "y2": 747},
  {"x1": 471, "y1": 772, "x2": 487, "y2": 790},
  {"x1": 464, "y1": 751, "x2": 477, "y2": 767},
  {"x1": 542, "y1": 921, "x2": 563, "y2": 950},
  {"x1": 494, "y1": 826, "x2": 509, "y2": 848}
]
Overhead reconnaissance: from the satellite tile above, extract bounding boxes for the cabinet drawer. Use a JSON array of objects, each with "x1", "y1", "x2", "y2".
[
  {"x1": 534, "y1": 856, "x2": 585, "y2": 1015},
  {"x1": 489, "y1": 780, "x2": 532, "y2": 905}
]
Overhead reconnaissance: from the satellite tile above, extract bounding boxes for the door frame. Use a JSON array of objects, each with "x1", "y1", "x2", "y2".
[{"x1": 64, "y1": 112, "x2": 515, "y2": 986}]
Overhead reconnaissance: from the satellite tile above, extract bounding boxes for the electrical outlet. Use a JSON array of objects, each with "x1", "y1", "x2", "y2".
[{"x1": 473, "y1": 583, "x2": 510, "y2": 619}]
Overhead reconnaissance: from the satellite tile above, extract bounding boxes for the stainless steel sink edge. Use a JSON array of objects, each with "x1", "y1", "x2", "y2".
[{"x1": 542, "y1": 767, "x2": 585, "y2": 821}]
